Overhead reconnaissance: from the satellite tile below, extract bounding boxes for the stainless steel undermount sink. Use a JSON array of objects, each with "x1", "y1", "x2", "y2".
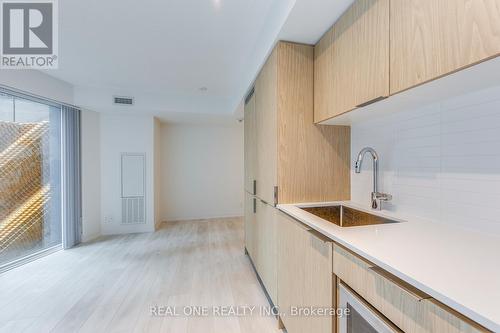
[{"x1": 301, "y1": 205, "x2": 400, "y2": 227}]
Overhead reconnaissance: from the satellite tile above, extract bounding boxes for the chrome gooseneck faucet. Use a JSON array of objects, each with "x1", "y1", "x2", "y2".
[{"x1": 354, "y1": 147, "x2": 392, "y2": 210}]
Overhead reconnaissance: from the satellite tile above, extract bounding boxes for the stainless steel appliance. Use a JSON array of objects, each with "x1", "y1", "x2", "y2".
[{"x1": 338, "y1": 283, "x2": 400, "y2": 333}]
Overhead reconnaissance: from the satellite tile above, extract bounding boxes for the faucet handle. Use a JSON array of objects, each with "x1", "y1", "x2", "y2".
[
  {"x1": 371, "y1": 192, "x2": 392, "y2": 210},
  {"x1": 374, "y1": 192, "x2": 392, "y2": 201}
]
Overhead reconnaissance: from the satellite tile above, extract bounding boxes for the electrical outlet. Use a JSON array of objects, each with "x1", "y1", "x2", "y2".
[{"x1": 104, "y1": 215, "x2": 113, "y2": 223}]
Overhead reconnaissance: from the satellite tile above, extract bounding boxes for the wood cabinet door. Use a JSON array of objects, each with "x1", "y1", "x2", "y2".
[
  {"x1": 314, "y1": 26, "x2": 336, "y2": 124},
  {"x1": 277, "y1": 211, "x2": 307, "y2": 333},
  {"x1": 302, "y1": 229, "x2": 334, "y2": 333},
  {"x1": 390, "y1": 0, "x2": 500, "y2": 94},
  {"x1": 255, "y1": 200, "x2": 278, "y2": 304},
  {"x1": 244, "y1": 192, "x2": 256, "y2": 261},
  {"x1": 277, "y1": 212, "x2": 333, "y2": 333},
  {"x1": 314, "y1": 0, "x2": 390, "y2": 123},
  {"x1": 255, "y1": 48, "x2": 278, "y2": 205},
  {"x1": 244, "y1": 92, "x2": 256, "y2": 195},
  {"x1": 278, "y1": 42, "x2": 350, "y2": 204}
]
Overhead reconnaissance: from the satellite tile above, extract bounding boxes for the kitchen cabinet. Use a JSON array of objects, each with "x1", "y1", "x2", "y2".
[
  {"x1": 254, "y1": 47, "x2": 278, "y2": 205},
  {"x1": 314, "y1": 0, "x2": 389, "y2": 123},
  {"x1": 390, "y1": 0, "x2": 500, "y2": 94},
  {"x1": 315, "y1": 0, "x2": 500, "y2": 122},
  {"x1": 333, "y1": 243, "x2": 487, "y2": 333},
  {"x1": 243, "y1": 90, "x2": 257, "y2": 195},
  {"x1": 244, "y1": 192, "x2": 257, "y2": 260},
  {"x1": 250, "y1": 41, "x2": 350, "y2": 205},
  {"x1": 277, "y1": 211, "x2": 334, "y2": 333},
  {"x1": 255, "y1": 199, "x2": 278, "y2": 304},
  {"x1": 244, "y1": 41, "x2": 350, "y2": 315}
]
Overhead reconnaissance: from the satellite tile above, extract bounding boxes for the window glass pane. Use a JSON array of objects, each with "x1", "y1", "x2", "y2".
[
  {"x1": 0, "y1": 94, "x2": 14, "y2": 122},
  {"x1": 14, "y1": 98, "x2": 50, "y2": 123},
  {"x1": 0, "y1": 95, "x2": 61, "y2": 266}
]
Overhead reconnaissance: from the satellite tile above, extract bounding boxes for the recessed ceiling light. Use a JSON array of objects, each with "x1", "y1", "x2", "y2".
[
  {"x1": 213, "y1": 0, "x2": 221, "y2": 10},
  {"x1": 199, "y1": 87, "x2": 208, "y2": 92}
]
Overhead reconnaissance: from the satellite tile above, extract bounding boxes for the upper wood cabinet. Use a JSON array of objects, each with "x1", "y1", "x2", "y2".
[
  {"x1": 250, "y1": 41, "x2": 350, "y2": 205},
  {"x1": 314, "y1": 0, "x2": 390, "y2": 123},
  {"x1": 243, "y1": 91, "x2": 257, "y2": 195},
  {"x1": 390, "y1": 0, "x2": 500, "y2": 94}
]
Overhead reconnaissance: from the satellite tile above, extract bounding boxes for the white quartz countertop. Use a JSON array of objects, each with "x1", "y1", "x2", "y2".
[{"x1": 277, "y1": 201, "x2": 500, "y2": 332}]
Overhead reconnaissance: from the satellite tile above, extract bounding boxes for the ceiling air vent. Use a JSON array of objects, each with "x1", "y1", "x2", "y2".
[{"x1": 113, "y1": 96, "x2": 134, "y2": 105}]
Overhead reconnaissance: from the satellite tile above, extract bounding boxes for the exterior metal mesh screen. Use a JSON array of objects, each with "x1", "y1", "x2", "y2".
[{"x1": 0, "y1": 121, "x2": 51, "y2": 262}]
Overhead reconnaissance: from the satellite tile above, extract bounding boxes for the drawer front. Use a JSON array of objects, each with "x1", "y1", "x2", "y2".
[{"x1": 332, "y1": 244, "x2": 486, "y2": 333}]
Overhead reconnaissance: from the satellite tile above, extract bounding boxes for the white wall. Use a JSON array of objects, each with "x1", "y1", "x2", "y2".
[
  {"x1": 81, "y1": 110, "x2": 101, "y2": 241},
  {"x1": 0, "y1": 70, "x2": 73, "y2": 104},
  {"x1": 100, "y1": 113, "x2": 157, "y2": 234},
  {"x1": 160, "y1": 122, "x2": 244, "y2": 221},
  {"x1": 351, "y1": 85, "x2": 500, "y2": 235}
]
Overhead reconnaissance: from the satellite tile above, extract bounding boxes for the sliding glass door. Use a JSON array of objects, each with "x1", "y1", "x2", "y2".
[{"x1": 0, "y1": 92, "x2": 62, "y2": 266}]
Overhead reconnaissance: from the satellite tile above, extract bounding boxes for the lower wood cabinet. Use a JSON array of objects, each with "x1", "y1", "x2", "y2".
[
  {"x1": 333, "y1": 243, "x2": 487, "y2": 333},
  {"x1": 254, "y1": 199, "x2": 278, "y2": 305},
  {"x1": 247, "y1": 208, "x2": 488, "y2": 332},
  {"x1": 277, "y1": 212, "x2": 334, "y2": 333},
  {"x1": 244, "y1": 192, "x2": 257, "y2": 260},
  {"x1": 244, "y1": 194, "x2": 278, "y2": 305}
]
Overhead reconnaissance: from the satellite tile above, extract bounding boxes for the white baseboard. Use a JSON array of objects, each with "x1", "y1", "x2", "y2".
[
  {"x1": 163, "y1": 214, "x2": 243, "y2": 223},
  {"x1": 81, "y1": 232, "x2": 101, "y2": 243}
]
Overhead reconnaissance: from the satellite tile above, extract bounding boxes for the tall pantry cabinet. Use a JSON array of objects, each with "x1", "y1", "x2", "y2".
[{"x1": 243, "y1": 41, "x2": 350, "y2": 305}]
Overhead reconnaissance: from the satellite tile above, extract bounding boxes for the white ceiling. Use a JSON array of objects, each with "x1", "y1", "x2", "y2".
[
  {"x1": 279, "y1": 0, "x2": 353, "y2": 44},
  {"x1": 45, "y1": 0, "x2": 353, "y2": 123}
]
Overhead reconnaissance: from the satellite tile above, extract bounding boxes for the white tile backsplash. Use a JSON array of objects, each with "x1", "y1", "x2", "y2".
[{"x1": 351, "y1": 85, "x2": 500, "y2": 234}]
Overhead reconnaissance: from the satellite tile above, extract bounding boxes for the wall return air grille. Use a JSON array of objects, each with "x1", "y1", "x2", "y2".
[
  {"x1": 121, "y1": 153, "x2": 145, "y2": 224},
  {"x1": 121, "y1": 197, "x2": 145, "y2": 224}
]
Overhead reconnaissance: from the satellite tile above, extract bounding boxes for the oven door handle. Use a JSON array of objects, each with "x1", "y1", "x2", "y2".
[{"x1": 338, "y1": 283, "x2": 403, "y2": 333}]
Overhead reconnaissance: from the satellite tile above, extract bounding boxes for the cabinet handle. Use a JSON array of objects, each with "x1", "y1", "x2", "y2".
[
  {"x1": 294, "y1": 220, "x2": 312, "y2": 231},
  {"x1": 253, "y1": 198, "x2": 257, "y2": 214},
  {"x1": 307, "y1": 229, "x2": 332, "y2": 243},
  {"x1": 273, "y1": 186, "x2": 278, "y2": 206},
  {"x1": 282, "y1": 212, "x2": 311, "y2": 231},
  {"x1": 368, "y1": 266, "x2": 431, "y2": 301},
  {"x1": 355, "y1": 96, "x2": 387, "y2": 108},
  {"x1": 253, "y1": 180, "x2": 257, "y2": 195}
]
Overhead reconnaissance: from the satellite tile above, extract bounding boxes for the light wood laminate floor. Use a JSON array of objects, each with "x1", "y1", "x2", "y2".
[{"x1": 0, "y1": 218, "x2": 281, "y2": 333}]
